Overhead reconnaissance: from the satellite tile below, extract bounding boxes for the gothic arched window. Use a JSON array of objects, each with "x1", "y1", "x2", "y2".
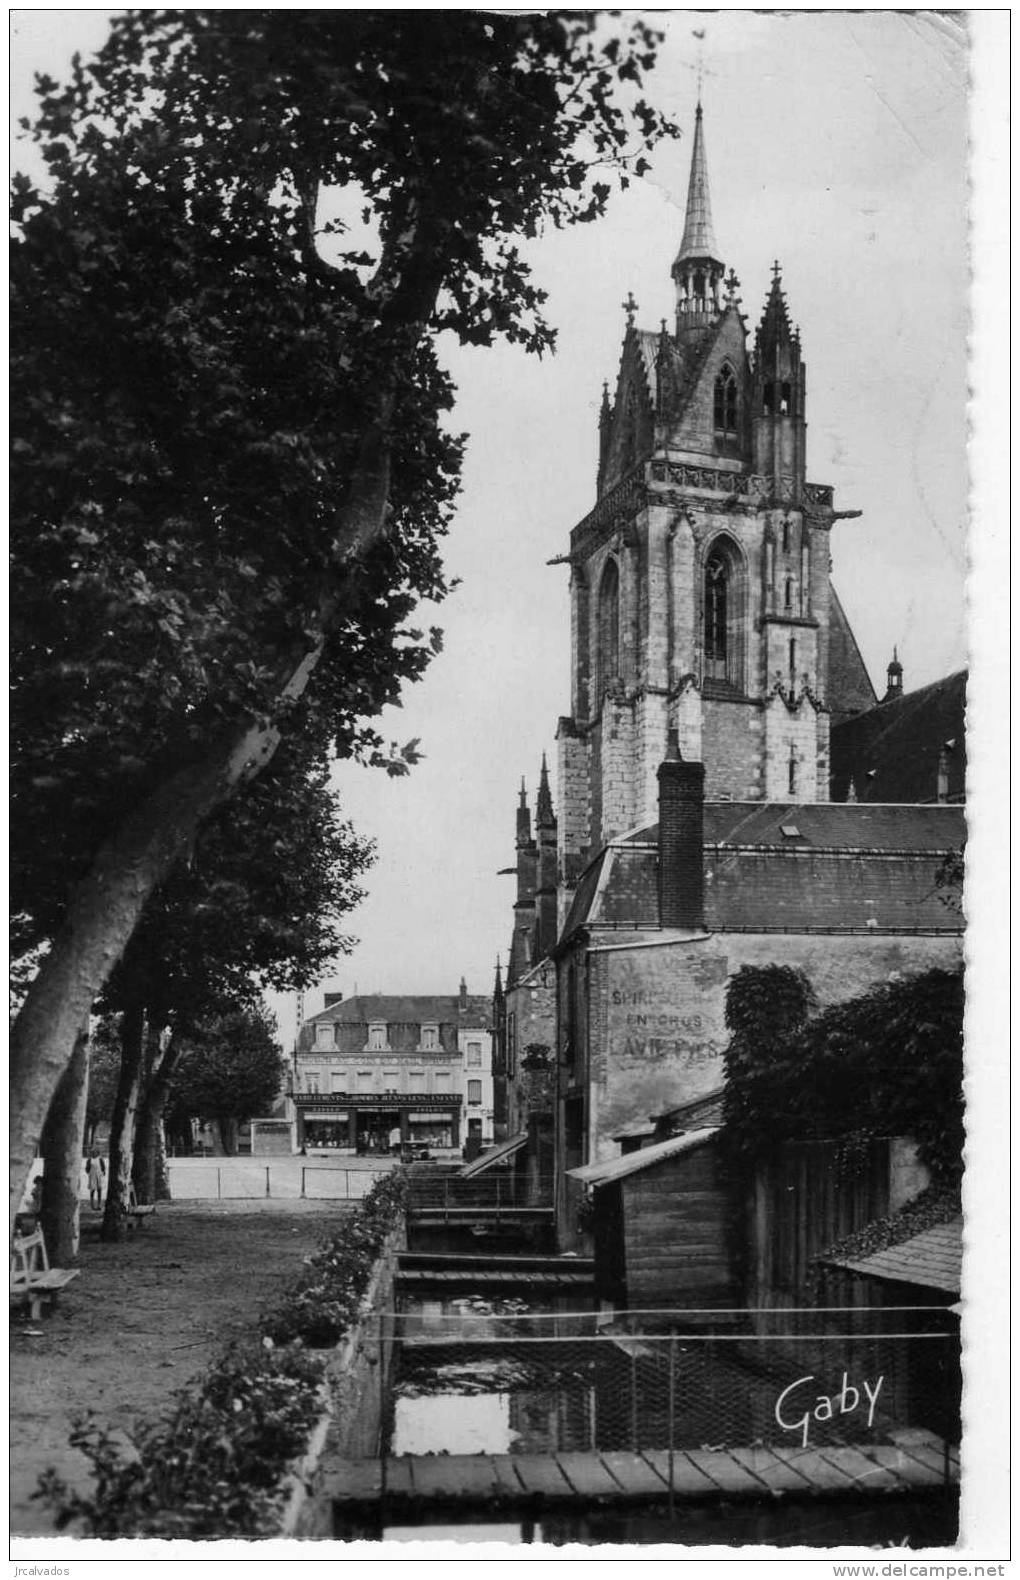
[
  {"x1": 597, "y1": 557, "x2": 620, "y2": 698},
  {"x1": 703, "y1": 536, "x2": 746, "y2": 691},
  {"x1": 713, "y1": 365, "x2": 738, "y2": 436},
  {"x1": 704, "y1": 549, "x2": 729, "y2": 681}
]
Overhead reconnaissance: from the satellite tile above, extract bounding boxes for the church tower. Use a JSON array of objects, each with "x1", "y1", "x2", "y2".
[{"x1": 556, "y1": 102, "x2": 869, "y2": 910}]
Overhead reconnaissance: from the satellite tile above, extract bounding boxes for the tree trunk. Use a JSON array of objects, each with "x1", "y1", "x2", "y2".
[
  {"x1": 9, "y1": 234, "x2": 441, "y2": 1237},
  {"x1": 101, "y1": 1002, "x2": 146, "y2": 1243},
  {"x1": 8, "y1": 721, "x2": 276, "y2": 1238},
  {"x1": 133, "y1": 1035, "x2": 183, "y2": 1205},
  {"x1": 38, "y1": 1024, "x2": 90, "y2": 1265},
  {"x1": 216, "y1": 1116, "x2": 239, "y2": 1157}
]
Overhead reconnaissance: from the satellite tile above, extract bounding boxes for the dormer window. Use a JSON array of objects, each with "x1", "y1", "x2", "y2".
[
  {"x1": 367, "y1": 1023, "x2": 387, "y2": 1051},
  {"x1": 713, "y1": 365, "x2": 738, "y2": 436},
  {"x1": 314, "y1": 1023, "x2": 334, "y2": 1051},
  {"x1": 421, "y1": 1024, "x2": 438, "y2": 1051}
]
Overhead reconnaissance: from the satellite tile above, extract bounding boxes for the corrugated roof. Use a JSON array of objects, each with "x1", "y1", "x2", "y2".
[
  {"x1": 460, "y1": 1132, "x2": 528, "y2": 1178},
  {"x1": 610, "y1": 1118, "x2": 658, "y2": 1142},
  {"x1": 654, "y1": 1087, "x2": 726, "y2": 1129},
  {"x1": 569, "y1": 1127, "x2": 719, "y2": 1186},
  {"x1": 823, "y1": 1217, "x2": 962, "y2": 1295}
]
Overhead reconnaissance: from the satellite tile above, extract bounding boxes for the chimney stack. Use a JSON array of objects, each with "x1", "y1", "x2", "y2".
[
  {"x1": 657, "y1": 729, "x2": 705, "y2": 930},
  {"x1": 323, "y1": 992, "x2": 343, "y2": 1007}
]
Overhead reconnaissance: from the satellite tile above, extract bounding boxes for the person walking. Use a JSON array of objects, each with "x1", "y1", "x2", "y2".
[{"x1": 87, "y1": 1152, "x2": 106, "y2": 1210}]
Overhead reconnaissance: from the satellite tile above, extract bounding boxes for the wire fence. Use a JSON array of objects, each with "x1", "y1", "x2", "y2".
[
  {"x1": 406, "y1": 1174, "x2": 555, "y2": 1216},
  {"x1": 165, "y1": 1159, "x2": 394, "y2": 1201},
  {"x1": 384, "y1": 1306, "x2": 961, "y2": 1473}
]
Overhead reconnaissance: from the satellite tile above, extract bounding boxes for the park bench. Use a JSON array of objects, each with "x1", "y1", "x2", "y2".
[
  {"x1": 10, "y1": 1227, "x2": 79, "y2": 1319},
  {"x1": 127, "y1": 1185, "x2": 157, "y2": 1229}
]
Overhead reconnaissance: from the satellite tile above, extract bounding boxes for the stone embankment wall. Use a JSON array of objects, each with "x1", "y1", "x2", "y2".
[{"x1": 280, "y1": 1223, "x2": 405, "y2": 1539}]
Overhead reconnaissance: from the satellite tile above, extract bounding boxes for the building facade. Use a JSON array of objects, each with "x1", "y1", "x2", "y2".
[
  {"x1": 496, "y1": 100, "x2": 966, "y2": 1248},
  {"x1": 293, "y1": 983, "x2": 493, "y2": 1156},
  {"x1": 554, "y1": 103, "x2": 876, "y2": 923}
]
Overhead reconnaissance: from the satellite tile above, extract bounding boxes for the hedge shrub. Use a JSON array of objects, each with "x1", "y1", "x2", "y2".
[{"x1": 37, "y1": 1169, "x2": 407, "y2": 1539}]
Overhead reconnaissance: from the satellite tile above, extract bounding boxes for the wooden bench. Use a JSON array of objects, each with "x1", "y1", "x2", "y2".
[
  {"x1": 127, "y1": 1186, "x2": 157, "y2": 1229},
  {"x1": 10, "y1": 1228, "x2": 79, "y2": 1319}
]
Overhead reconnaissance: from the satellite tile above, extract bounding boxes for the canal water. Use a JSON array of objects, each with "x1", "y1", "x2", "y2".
[{"x1": 366, "y1": 1292, "x2": 960, "y2": 1548}]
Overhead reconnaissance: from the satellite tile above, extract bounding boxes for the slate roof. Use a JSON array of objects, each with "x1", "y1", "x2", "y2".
[
  {"x1": 830, "y1": 670, "x2": 967, "y2": 804},
  {"x1": 558, "y1": 802, "x2": 965, "y2": 944},
  {"x1": 304, "y1": 994, "x2": 492, "y2": 1030},
  {"x1": 822, "y1": 586, "x2": 878, "y2": 725},
  {"x1": 822, "y1": 1217, "x2": 963, "y2": 1295},
  {"x1": 569, "y1": 1128, "x2": 720, "y2": 1187}
]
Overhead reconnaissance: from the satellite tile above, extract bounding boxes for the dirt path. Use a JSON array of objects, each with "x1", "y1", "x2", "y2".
[{"x1": 10, "y1": 1199, "x2": 352, "y2": 1537}]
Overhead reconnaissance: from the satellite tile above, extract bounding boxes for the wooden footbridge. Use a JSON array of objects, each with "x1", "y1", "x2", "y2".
[
  {"x1": 405, "y1": 1172, "x2": 555, "y2": 1229},
  {"x1": 320, "y1": 1432, "x2": 958, "y2": 1519},
  {"x1": 396, "y1": 1251, "x2": 593, "y2": 1292}
]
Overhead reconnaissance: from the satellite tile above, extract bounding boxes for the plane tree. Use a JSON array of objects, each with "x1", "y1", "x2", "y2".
[
  {"x1": 10, "y1": 10, "x2": 678, "y2": 1226},
  {"x1": 164, "y1": 1006, "x2": 288, "y2": 1161},
  {"x1": 96, "y1": 743, "x2": 374, "y2": 1238}
]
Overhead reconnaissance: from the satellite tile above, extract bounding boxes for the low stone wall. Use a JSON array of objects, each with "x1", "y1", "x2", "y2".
[{"x1": 279, "y1": 1222, "x2": 405, "y2": 1539}]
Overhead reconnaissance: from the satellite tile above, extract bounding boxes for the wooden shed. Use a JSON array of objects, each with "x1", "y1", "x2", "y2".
[{"x1": 570, "y1": 1129, "x2": 737, "y2": 1314}]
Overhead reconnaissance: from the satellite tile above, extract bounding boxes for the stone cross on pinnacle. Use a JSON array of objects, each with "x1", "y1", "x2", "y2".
[{"x1": 622, "y1": 291, "x2": 638, "y2": 326}]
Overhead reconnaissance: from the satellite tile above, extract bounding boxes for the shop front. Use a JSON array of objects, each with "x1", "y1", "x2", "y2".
[{"x1": 295, "y1": 1093, "x2": 463, "y2": 1155}]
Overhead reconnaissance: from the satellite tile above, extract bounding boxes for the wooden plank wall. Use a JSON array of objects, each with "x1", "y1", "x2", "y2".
[
  {"x1": 748, "y1": 1139, "x2": 891, "y2": 1313},
  {"x1": 620, "y1": 1143, "x2": 737, "y2": 1307}
]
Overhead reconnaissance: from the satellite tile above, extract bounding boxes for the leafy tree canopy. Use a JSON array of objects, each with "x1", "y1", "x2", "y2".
[
  {"x1": 9, "y1": 10, "x2": 679, "y2": 1224},
  {"x1": 11, "y1": 10, "x2": 677, "y2": 937},
  {"x1": 96, "y1": 742, "x2": 374, "y2": 1028},
  {"x1": 723, "y1": 965, "x2": 965, "y2": 1187},
  {"x1": 167, "y1": 1005, "x2": 287, "y2": 1150}
]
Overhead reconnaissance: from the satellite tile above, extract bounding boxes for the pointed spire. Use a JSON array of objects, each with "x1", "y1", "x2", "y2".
[
  {"x1": 676, "y1": 104, "x2": 721, "y2": 267},
  {"x1": 672, "y1": 102, "x2": 724, "y2": 333},
  {"x1": 494, "y1": 956, "x2": 504, "y2": 998},
  {"x1": 756, "y1": 261, "x2": 794, "y2": 351},
  {"x1": 536, "y1": 753, "x2": 555, "y2": 828},
  {"x1": 516, "y1": 778, "x2": 531, "y2": 844}
]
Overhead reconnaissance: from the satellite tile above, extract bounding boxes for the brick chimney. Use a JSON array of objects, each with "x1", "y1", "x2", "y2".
[
  {"x1": 323, "y1": 992, "x2": 343, "y2": 1007},
  {"x1": 657, "y1": 729, "x2": 705, "y2": 929}
]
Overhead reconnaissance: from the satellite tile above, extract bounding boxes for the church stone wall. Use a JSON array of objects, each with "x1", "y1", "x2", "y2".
[
  {"x1": 584, "y1": 929, "x2": 964, "y2": 1163},
  {"x1": 635, "y1": 690, "x2": 670, "y2": 831},
  {"x1": 762, "y1": 694, "x2": 823, "y2": 801},
  {"x1": 556, "y1": 724, "x2": 590, "y2": 923},
  {"x1": 594, "y1": 699, "x2": 637, "y2": 842},
  {"x1": 702, "y1": 698, "x2": 764, "y2": 800}
]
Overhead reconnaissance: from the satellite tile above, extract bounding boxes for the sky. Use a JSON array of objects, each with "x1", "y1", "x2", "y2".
[{"x1": 9, "y1": 10, "x2": 999, "y2": 1046}]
